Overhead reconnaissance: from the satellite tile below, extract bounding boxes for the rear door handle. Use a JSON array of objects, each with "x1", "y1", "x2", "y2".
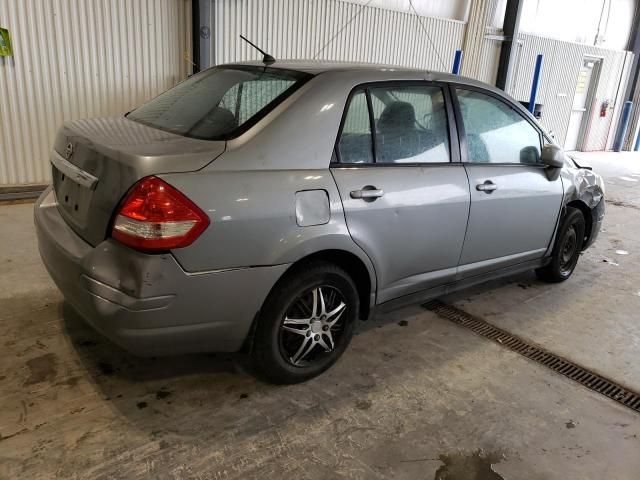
[
  {"x1": 476, "y1": 181, "x2": 497, "y2": 193},
  {"x1": 350, "y1": 188, "x2": 384, "y2": 199}
]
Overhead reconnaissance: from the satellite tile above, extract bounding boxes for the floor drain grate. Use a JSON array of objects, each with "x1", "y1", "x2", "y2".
[{"x1": 423, "y1": 300, "x2": 640, "y2": 414}]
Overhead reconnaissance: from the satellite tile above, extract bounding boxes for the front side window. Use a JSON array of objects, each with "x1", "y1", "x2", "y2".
[
  {"x1": 456, "y1": 89, "x2": 541, "y2": 164},
  {"x1": 337, "y1": 91, "x2": 374, "y2": 164},
  {"x1": 370, "y1": 86, "x2": 450, "y2": 163},
  {"x1": 127, "y1": 66, "x2": 311, "y2": 140}
]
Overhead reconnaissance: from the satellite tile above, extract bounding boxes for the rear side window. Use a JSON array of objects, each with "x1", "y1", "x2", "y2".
[
  {"x1": 456, "y1": 89, "x2": 542, "y2": 164},
  {"x1": 338, "y1": 91, "x2": 374, "y2": 164},
  {"x1": 127, "y1": 66, "x2": 311, "y2": 140},
  {"x1": 370, "y1": 86, "x2": 450, "y2": 163},
  {"x1": 336, "y1": 84, "x2": 450, "y2": 164}
]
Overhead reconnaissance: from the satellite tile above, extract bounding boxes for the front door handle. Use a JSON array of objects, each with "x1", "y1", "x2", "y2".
[
  {"x1": 350, "y1": 188, "x2": 384, "y2": 200},
  {"x1": 476, "y1": 180, "x2": 497, "y2": 193}
]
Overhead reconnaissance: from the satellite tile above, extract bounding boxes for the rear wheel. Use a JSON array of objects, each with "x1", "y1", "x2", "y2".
[
  {"x1": 251, "y1": 262, "x2": 359, "y2": 384},
  {"x1": 535, "y1": 206, "x2": 585, "y2": 283}
]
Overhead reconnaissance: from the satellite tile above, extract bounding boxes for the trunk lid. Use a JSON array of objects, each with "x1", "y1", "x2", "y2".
[{"x1": 51, "y1": 116, "x2": 225, "y2": 246}]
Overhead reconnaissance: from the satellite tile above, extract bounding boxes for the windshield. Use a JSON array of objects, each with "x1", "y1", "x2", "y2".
[{"x1": 127, "y1": 65, "x2": 312, "y2": 140}]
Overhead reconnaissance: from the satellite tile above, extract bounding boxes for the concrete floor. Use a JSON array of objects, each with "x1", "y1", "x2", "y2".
[{"x1": 1, "y1": 152, "x2": 640, "y2": 479}]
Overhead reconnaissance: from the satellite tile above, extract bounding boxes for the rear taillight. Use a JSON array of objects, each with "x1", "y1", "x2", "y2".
[{"x1": 112, "y1": 176, "x2": 210, "y2": 251}]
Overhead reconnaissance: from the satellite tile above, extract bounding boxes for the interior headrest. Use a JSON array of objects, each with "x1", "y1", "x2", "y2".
[{"x1": 378, "y1": 101, "x2": 416, "y2": 132}]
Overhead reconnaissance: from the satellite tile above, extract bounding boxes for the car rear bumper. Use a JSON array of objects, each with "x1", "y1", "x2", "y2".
[{"x1": 34, "y1": 187, "x2": 287, "y2": 356}]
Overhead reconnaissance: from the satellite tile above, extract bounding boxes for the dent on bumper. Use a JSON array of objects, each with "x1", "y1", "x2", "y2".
[{"x1": 34, "y1": 188, "x2": 288, "y2": 356}]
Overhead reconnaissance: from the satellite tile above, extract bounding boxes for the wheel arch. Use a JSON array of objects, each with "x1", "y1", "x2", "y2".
[
  {"x1": 282, "y1": 249, "x2": 376, "y2": 321},
  {"x1": 241, "y1": 248, "x2": 376, "y2": 353}
]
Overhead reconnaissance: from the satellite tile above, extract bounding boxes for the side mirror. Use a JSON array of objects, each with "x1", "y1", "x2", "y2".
[{"x1": 541, "y1": 144, "x2": 565, "y2": 169}]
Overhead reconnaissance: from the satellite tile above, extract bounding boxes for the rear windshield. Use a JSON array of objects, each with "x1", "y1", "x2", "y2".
[{"x1": 127, "y1": 65, "x2": 312, "y2": 140}]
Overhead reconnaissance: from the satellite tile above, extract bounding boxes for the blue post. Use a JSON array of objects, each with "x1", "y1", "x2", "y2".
[
  {"x1": 634, "y1": 128, "x2": 640, "y2": 151},
  {"x1": 613, "y1": 101, "x2": 633, "y2": 152},
  {"x1": 452, "y1": 50, "x2": 463, "y2": 75},
  {"x1": 528, "y1": 54, "x2": 543, "y2": 114}
]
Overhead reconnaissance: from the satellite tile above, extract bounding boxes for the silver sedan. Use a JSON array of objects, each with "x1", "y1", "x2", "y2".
[{"x1": 35, "y1": 61, "x2": 605, "y2": 383}]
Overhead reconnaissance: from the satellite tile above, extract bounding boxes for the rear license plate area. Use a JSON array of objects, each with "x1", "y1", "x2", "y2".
[{"x1": 53, "y1": 167, "x2": 92, "y2": 223}]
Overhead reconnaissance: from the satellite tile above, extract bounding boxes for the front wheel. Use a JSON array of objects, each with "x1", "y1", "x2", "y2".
[
  {"x1": 535, "y1": 206, "x2": 586, "y2": 283},
  {"x1": 251, "y1": 262, "x2": 359, "y2": 384}
]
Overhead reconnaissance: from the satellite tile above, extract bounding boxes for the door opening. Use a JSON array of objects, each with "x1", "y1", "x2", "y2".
[{"x1": 564, "y1": 56, "x2": 602, "y2": 151}]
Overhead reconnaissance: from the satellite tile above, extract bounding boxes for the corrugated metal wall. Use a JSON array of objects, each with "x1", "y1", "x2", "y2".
[
  {"x1": 340, "y1": 0, "x2": 471, "y2": 21},
  {"x1": 507, "y1": 33, "x2": 631, "y2": 149},
  {"x1": 0, "y1": 0, "x2": 192, "y2": 186},
  {"x1": 466, "y1": 25, "x2": 503, "y2": 85},
  {"x1": 460, "y1": 0, "x2": 497, "y2": 80},
  {"x1": 212, "y1": 0, "x2": 465, "y2": 72}
]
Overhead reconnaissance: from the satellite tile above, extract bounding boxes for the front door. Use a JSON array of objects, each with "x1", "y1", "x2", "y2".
[
  {"x1": 453, "y1": 87, "x2": 564, "y2": 277},
  {"x1": 564, "y1": 57, "x2": 601, "y2": 151},
  {"x1": 331, "y1": 84, "x2": 470, "y2": 303}
]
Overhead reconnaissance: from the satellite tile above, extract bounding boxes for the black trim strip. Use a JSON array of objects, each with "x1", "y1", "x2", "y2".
[
  {"x1": 449, "y1": 83, "x2": 468, "y2": 164},
  {"x1": 331, "y1": 163, "x2": 465, "y2": 169},
  {"x1": 442, "y1": 84, "x2": 461, "y2": 163},
  {"x1": 191, "y1": 0, "x2": 200, "y2": 74},
  {"x1": 365, "y1": 89, "x2": 378, "y2": 163}
]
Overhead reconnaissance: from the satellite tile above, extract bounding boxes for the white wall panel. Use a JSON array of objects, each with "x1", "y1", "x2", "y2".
[
  {"x1": 460, "y1": 0, "x2": 500, "y2": 82},
  {"x1": 212, "y1": 0, "x2": 465, "y2": 72},
  {"x1": 520, "y1": 0, "x2": 635, "y2": 51},
  {"x1": 508, "y1": 33, "x2": 631, "y2": 150},
  {"x1": 339, "y1": 0, "x2": 471, "y2": 21},
  {"x1": 0, "y1": 0, "x2": 191, "y2": 186},
  {"x1": 460, "y1": 0, "x2": 495, "y2": 79}
]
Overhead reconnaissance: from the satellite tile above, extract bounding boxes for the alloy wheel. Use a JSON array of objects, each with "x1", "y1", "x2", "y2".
[{"x1": 279, "y1": 286, "x2": 347, "y2": 367}]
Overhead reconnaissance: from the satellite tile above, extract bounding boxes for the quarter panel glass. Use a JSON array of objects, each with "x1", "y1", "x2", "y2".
[{"x1": 337, "y1": 91, "x2": 374, "y2": 164}]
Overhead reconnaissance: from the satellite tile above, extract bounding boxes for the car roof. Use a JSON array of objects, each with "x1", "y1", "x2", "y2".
[
  {"x1": 224, "y1": 59, "x2": 501, "y2": 92},
  {"x1": 228, "y1": 59, "x2": 424, "y2": 74}
]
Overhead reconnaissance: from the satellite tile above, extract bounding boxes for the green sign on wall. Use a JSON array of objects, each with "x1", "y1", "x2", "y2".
[{"x1": 0, "y1": 28, "x2": 13, "y2": 57}]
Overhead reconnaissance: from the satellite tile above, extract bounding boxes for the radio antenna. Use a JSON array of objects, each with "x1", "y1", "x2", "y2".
[{"x1": 240, "y1": 35, "x2": 276, "y2": 65}]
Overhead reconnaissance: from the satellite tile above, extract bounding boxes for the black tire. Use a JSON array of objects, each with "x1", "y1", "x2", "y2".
[
  {"x1": 535, "y1": 206, "x2": 586, "y2": 283},
  {"x1": 251, "y1": 261, "x2": 359, "y2": 384}
]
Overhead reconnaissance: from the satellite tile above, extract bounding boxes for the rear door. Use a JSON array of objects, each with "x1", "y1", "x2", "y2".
[
  {"x1": 453, "y1": 86, "x2": 563, "y2": 277},
  {"x1": 331, "y1": 82, "x2": 471, "y2": 304}
]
